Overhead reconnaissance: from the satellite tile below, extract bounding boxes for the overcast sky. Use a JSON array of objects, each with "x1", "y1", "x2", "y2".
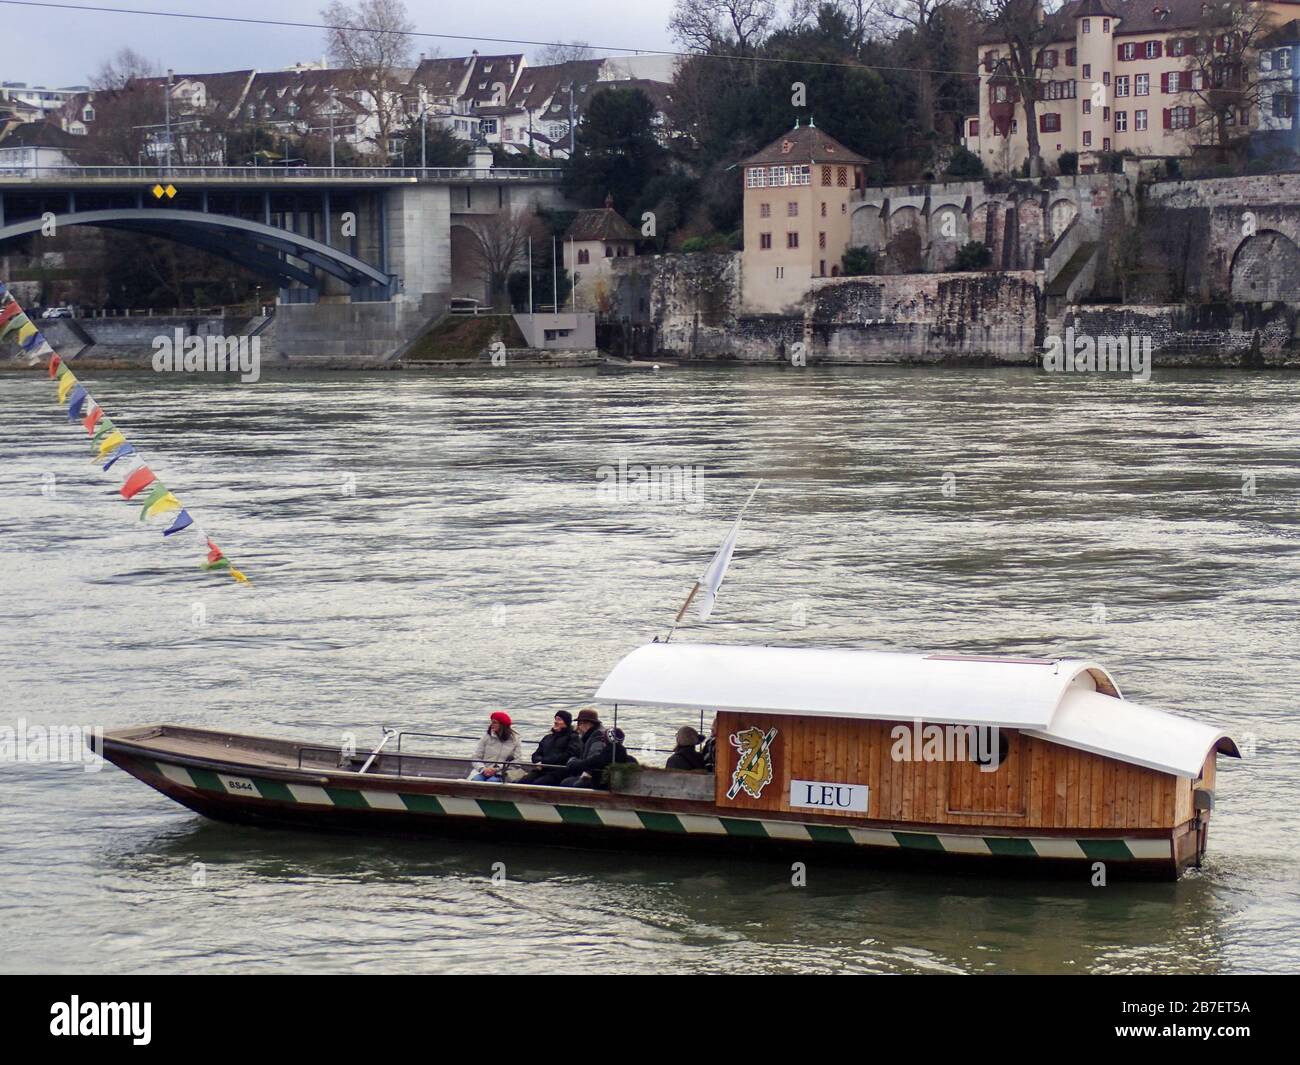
[{"x1": 6, "y1": 0, "x2": 680, "y2": 86}]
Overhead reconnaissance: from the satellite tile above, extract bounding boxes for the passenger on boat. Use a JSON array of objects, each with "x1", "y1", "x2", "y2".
[
  {"x1": 518, "y1": 710, "x2": 582, "y2": 786},
  {"x1": 665, "y1": 726, "x2": 707, "y2": 771},
  {"x1": 468, "y1": 712, "x2": 522, "y2": 782},
  {"x1": 701, "y1": 719, "x2": 718, "y2": 772},
  {"x1": 558, "y1": 710, "x2": 638, "y2": 788}
]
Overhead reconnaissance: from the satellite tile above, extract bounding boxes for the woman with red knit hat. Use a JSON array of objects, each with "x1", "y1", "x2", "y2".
[{"x1": 468, "y1": 711, "x2": 521, "y2": 782}]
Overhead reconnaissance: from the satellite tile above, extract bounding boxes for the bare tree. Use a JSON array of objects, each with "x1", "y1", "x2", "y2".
[
  {"x1": 533, "y1": 40, "x2": 594, "y2": 65},
  {"x1": 882, "y1": 0, "x2": 957, "y2": 137},
  {"x1": 979, "y1": 0, "x2": 1056, "y2": 176},
  {"x1": 669, "y1": 0, "x2": 777, "y2": 56},
  {"x1": 1183, "y1": 0, "x2": 1272, "y2": 151},
  {"x1": 321, "y1": 0, "x2": 414, "y2": 157},
  {"x1": 90, "y1": 47, "x2": 159, "y2": 91},
  {"x1": 831, "y1": 0, "x2": 885, "y2": 58},
  {"x1": 462, "y1": 209, "x2": 540, "y2": 307}
]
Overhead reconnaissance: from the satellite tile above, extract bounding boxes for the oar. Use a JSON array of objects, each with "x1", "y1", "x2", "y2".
[{"x1": 357, "y1": 727, "x2": 398, "y2": 775}]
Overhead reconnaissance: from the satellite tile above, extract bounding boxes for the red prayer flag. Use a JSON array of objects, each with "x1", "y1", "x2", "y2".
[
  {"x1": 83, "y1": 406, "x2": 103, "y2": 432},
  {"x1": 120, "y1": 466, "x2": 157, "y2": 500},
  {"x1": 48, "y1": 353, "x2": 61, "y2": 379},
  {"x1": 0, "y1": 301, "x2": 20, "y2": 327},
  {"x1": 206, "y1": 539, "x2": 225, "y2": 564}
]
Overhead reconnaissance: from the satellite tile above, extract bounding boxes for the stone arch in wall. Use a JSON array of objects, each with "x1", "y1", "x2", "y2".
[
  {"x1": 929, "y1": 203, "x2": 967, "y2": 268},
  {"x1": 885, "y1": 205, "x2": 925, "y2": 272},
  {"x1": 1230, "y1": 230, "x2": 1300, "y2": 302},
  {"x1": 851, "y1": 203, "x2": 886, "y2": 250},
  {"x1": 1048, "y1": 198, "x2": 1078, "y2": 243},
  {"x1": 449, "y1": 224, "x2": 490, "y2": 304}
]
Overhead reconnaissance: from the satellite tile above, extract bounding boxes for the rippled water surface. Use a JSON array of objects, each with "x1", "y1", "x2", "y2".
[{"x1": 2, "y1": 365, "x2": 1299, "y2": 974}]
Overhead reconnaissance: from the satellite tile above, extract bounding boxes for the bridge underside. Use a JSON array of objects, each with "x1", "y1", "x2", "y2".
[{"x1": 0, "y1": 193, "x2": 393, "y2": 300}]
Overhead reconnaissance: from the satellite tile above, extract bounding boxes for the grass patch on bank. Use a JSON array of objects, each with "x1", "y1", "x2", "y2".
[{"x1": 404, "y1": 314, "x2": 528, "y2": 361}]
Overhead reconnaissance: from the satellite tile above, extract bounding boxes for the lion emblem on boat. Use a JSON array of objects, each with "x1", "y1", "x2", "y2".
[{"x1": 727, "y1": 726, "x2": 777, "y2": 800}]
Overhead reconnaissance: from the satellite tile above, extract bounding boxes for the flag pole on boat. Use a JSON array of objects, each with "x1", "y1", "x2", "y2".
[{"x1": 665, "y1": 479, "x2": 762, "y2": 643}]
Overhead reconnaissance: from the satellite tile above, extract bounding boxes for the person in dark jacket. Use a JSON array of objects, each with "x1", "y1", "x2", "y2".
[
  {"x1": 701, "y1": 718, "x2": 718, "y2": 772},
  {"x1": 666, "y1": 726, "x2": 707, "y2": 771},
  {"x1": 518, "y1": 711, "x2": 582, "y2": 786},
  {"x1": 559, "y1": 709, "x2": 637, "y2": 788}
]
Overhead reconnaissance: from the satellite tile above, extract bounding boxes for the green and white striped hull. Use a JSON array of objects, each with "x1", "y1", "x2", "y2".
[{"x1": 123, "y1": 754, "x2": 1177, "y2": 870}]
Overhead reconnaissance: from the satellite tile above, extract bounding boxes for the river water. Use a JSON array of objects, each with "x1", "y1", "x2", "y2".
[{"x1": 2, "y1": 365, "x2": 1298, "y2": 974}]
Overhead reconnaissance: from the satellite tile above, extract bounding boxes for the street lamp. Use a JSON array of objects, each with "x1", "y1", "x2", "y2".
[
  {"x1": 420, "y1": 100, "x2": 427, "y2": 170},
  {"x1": 163, "y1": 68, "x2": 174, "y2": 170},
  {"x1": 328, "y1": 87, "x2": 336, "y2": 170}
]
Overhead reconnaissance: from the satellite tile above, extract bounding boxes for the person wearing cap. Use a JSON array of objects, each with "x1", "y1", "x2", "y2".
[
  {"x1": 666, "y1": 726, "x2": 707, "y2": 771},
  {"x1": 557, "y1": 708, "x2": 610, "y2": 788},
  {"x1": 561, "y1": 718, "x2": 639, "y2": 789},
  {"x1": 468, "y1": 711, "x2": 522, "y2": 782},
  {"x1": 518, "y1": 711, "x2": 582, "y2": 786}
]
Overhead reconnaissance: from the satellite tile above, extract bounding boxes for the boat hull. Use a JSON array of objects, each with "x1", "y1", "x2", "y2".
[{"x1": 99, "y1": 735, "x2": 1193, "y2": 881}]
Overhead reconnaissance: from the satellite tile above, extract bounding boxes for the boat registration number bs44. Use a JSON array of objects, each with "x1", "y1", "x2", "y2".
[{"x1": 789, "y1": 780, "x2": 869, "y2": 813}]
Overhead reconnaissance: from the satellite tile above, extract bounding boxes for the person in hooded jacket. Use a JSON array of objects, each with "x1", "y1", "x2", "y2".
[
  {"x1": 468, "y1": 711, "x2": 522, "y2": 782},
  {"x1": 518, "y1": 710, "x2": 582, "y2": 786}
]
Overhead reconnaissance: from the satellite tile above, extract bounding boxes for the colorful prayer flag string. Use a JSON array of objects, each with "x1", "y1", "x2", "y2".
[{"x1": 0, "y1": 281, "x2": 250, "y2": 585}]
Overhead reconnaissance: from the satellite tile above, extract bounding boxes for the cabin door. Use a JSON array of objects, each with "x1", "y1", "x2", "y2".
[{"x1": 946, "y1": 728, "x2": 1026, "y2": 816}]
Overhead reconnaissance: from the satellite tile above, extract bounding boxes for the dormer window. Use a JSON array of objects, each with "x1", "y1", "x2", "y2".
[{"x1": 82, "y1": 104, "x2": 94, "y2": 121}]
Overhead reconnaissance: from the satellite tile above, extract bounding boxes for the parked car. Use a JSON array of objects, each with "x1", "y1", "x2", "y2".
[{"x1": 40, "y1": 307, "x2": 74, "y2": 319}]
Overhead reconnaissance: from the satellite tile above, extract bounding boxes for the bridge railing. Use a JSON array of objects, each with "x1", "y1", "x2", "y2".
[{"x1": 0, "y1": 165, "x2": 562, "y2": 183}]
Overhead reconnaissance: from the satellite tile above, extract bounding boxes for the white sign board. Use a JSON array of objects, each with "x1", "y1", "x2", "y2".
[{"x1": 789, "y1": 779, "x2": 869, "y2": 814}]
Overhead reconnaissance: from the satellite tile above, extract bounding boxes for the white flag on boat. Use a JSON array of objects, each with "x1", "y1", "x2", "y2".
[
  {"x1": 697, "y1": 480, "x2": 762, "y2": 620},
  {"x1": 697, "y1": 519, "x2": 740, "y2": 619}
]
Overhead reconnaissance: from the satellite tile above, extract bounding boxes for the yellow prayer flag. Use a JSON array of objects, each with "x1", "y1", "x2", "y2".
[
  {"x1": 57, "y1": 372, "x2": 79, "y2": 403},
  {"x1": 96, "y1": 430, "x2": 126, "y2": 457},
  {"x1": 229, "y1": 567, "x2": 249, "y2": 585},
  {"x1": 142, "y1": 491, "x2": 181, "y2": 519},
  {"x1": 17, "y1": 321, "x2": 37, "y2": 345}
]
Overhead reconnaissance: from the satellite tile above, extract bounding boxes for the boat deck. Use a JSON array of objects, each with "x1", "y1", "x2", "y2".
[{"x1": 103, "y1": 724, "x2": 717, "y2": 799}]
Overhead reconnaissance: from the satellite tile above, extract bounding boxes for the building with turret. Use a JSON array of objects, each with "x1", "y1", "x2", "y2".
[{"x1": 964, "y1": 0, "x2": 1300, "y2": 173}]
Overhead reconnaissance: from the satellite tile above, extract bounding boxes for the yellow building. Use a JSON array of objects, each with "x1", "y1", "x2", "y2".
[
  {"x1": 964, "y1": 0, "x2": 1300, "y2": 173},
  {"x1": 740, "y1": 120, "x2": 869, "y2": 312}
]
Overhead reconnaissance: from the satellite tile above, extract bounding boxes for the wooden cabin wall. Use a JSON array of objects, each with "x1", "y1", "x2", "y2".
[{"x1": 714, "y1": 711, "x2": 1188, "y2": 830}]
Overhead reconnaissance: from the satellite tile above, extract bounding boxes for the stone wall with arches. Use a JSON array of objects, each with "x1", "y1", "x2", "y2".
[{"x1": 849, "y1": 173, "x2": 1127, "y2": 276}]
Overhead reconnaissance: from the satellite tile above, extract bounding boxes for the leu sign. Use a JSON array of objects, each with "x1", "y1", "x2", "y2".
[{"x1": 789, "y1": 779, "x2": 869, "y2": 813}]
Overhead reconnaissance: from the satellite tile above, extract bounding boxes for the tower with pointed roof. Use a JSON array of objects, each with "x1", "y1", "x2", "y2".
[
  {"x1": 964, "y1": 0, "x2": 1300, "y2": 174},
  {"x1": 739, "y1": 120, "x2": 869, "y2": 312}
]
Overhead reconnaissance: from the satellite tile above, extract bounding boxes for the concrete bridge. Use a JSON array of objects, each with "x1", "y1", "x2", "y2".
[{"x1": 0, "y1": 164, "x2": 567, "y2": 307}]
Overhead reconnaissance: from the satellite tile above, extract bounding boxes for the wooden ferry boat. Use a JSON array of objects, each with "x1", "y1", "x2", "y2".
[{"x1": 93, "y1": 642, "x2": 1238, "y2": 880}]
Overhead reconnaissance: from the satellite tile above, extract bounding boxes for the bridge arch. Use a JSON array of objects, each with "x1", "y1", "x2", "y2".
[
  {"x1": 1230, "y1": 230, "x2": 1300, "y2": 302},
  {"x1": 0, "y1": 208, "x2": 392, "y2": 293}
]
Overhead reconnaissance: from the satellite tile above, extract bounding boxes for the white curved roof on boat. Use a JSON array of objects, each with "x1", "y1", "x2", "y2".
[
  {"x1": 594, "y1": 642, "x2": 1119, "y2": 729},
  {"x1": 1027, "y1": 688, "x2": 1238, "y2": 778},
  {"x1": 594, "y1": 642, "x2": 1238, "y2": 777}
]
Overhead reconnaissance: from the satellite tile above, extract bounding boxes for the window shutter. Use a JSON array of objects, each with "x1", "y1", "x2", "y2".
[
  {"x1": 1163, "y1": 108, "x2": 1171, "y2": 129},
  {"x1": 1188, "y1": 106, "x2": 1196, "y2": 128},
  {"x1": 1160, "y1": 72, "x2": 1169, "y2": 93},
  {"x1": 1040, "y1": 113, "x2": 1047, "y2": 132},
  {"x1": 1154, "y1": 41, "x2": 1163, "y2": 59}
]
